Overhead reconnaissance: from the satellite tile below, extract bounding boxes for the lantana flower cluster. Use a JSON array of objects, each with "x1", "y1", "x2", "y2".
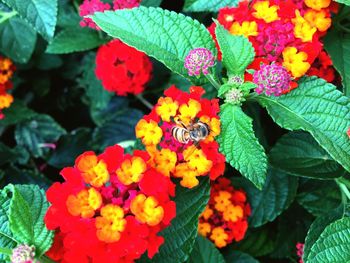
[
  {"x1": 45, "y1": 144, "x2": 176, "y2": 263},
  {"x1": 95, "y1": 39, "x2": 152, "y2": 96},
  {"x1": 79, "y1": 0, "x2": 141, "y2": 30},
  {"x1": 209, "y1": 0, "x2": 337, "y2": 95},
  {"x1": 0, "y1": 56, "x2": 15, "y2": 120},
  {"x1": 198, "y1": 178, "x2": 251, "y2": 248},
  {"x1": 135, "y1": 86, "x2": 225, "y2": 189}
]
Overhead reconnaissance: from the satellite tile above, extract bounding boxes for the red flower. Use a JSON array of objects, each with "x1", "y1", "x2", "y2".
[{"x1": 95, "y1": 39, "x2": 152, "y2": 96}]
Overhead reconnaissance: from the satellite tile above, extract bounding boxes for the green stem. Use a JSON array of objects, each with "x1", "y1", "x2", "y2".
[
  {"x1": 0, "y1": 247, "x2": 12, "y2": 256},
  {"x1": 336, "y1": 180, "x2": 350, "y2": 201},
  {"x1": 135, "y1": 94, "x2": 153, "y2": 110},
  {"x1": 337, "y1": 177, "x2": 350, "y2": 190},
  {"x1": 206, "y1": 74, "x2": 221, "y2": 90},
  {"x1": 0, "y1": 10, "x2": 17, "y2": 24}
]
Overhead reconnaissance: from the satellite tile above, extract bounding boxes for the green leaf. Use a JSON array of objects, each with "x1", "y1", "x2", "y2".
[
  {"x1": 142, "y1": 177, "x2": 210, "y2": 263},
  {"x1": 78, "y1": 52, "x2": 113, "y2": 111},
  {"x1": 303, "y1": 207, "x2": 344, "y2": 262},
  {"x1": 141, "y1": 0, "x2": 162, "y2": 7},
  {"x1": 0, "y1": 101, "x2": 36, "y2": 127},
  {"x1": 0, "y1": 195, "x2": 16, "y2": 261},
  {"x1": 224, "y1": 251, "x2": 259, "y2": 263},
  {"x1": 255, "y1": 77, "x2": 350, "y2": 173},
  {"x1": 15, "y1": 114, "x2": 66, "y2": 158},
  {"x1": 324, "y1": 29, "x2": 350, "y2": 96},
  {"x1": 332, "y1": 0, "x2": 350, "y2": 7},
  {"x1": 48, "y1": 128, "x2": 93, "y2": 168},
  {"x1": 269, "y1": 131, "x2": 345, "y2": 179},
  {"x1": 2, "y1": 0, "x2": 58, "y2": 40},
  {"x1": 217, "y1": 103, "x2": 267, "y2": 189},
  {"x1": 233, "y1": 167, "x2": 298, "y2": 227},
  {"x1": 215, "y1": 23, "x2": 255, "y2": 76},
  {"x1": 188, "y1": 236, "x2": 225, "y2": 263},
  {"x1": 46, "y1": 27, "x2": 109, "y2": 54},
  {"x1": 0, "y1": 17, "x2": 37, "y2": 63},
  {"x1": 92, "y1": 7, "x2": 217, "y2": 85},
  {"x1": 0, "y1": 143, "x2": 28, "y2": 166},
  {"x1": 306, "y1": 217, "x2": 350, "y2": 263},
  {"x1": 2, "y1": 184, "x2": 54, "y2": 256},
  {"x1": 184, "y1": 0, "x2": 239, "y2": 12},
  {"x1": 297, "y1": 180, "x2": 341, "y2": 217}
]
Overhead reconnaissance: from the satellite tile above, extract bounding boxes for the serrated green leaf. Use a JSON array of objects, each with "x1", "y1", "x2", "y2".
[
  {"x1": 46, "y1": 27, "x2": 109, "y2": 54},
  {"x1": 141, "y1": 0, "x2": 162, "y2": 7},
  {"x1": 2, "y1": 0, "x2": 58, "y2": 40},
  {"x1": 255, "y1": 77, "x2": 350, "y2": 173},
  {"x1": 48, "y1": 128, "x2": 92, "y2": 168},
  {"x1": 0, "y1": 16, "x2": 37, "y2": 63},
  {"x1": 332, "y1": 0, "x2": 350, "y2": 6},
  {"x1": 215, "y1": 23, "x2": 255, "y2": 76},
  {"x1": 78, "y1": 52, "x2": 113, "y2": 111},
  {"x1": 15, "y1": 114, "x2": 66, "y2": 158},
  {"x1": 92, "y1": 7, "x2": 217, "y2": 85},
  {"x1": 297, "y1": 180, "x2": 341, "y2": 217},
  {"x1": 224, "y1": 251, "x2": 259, "y2": 263},
  {"x1": 303, "y1": 207, "x2": 344, "y2": 262},
  {"x1": 324, "y1": 29, "x2": 350, "y2": 96},
  {"x1": 217, "y1": 103, "x2": 267, "y2": 189},
  {"x1": 233, "y1": 167, "x2": 298, "y2": 227},
  {"x1": 2, "y1": 184, "x2": 53, "y2": 256},
  {"x1": 306, "y1": 217, "x2": 350, "y2": 263},
  {"x1": 141, "y1": 177, "x2": 210, "y2": 263},
  {"x1": 184, "y1": 0, "x2": 239, "y2": 12},
  {"x1": 188, "y1": 236, "x2": 225, "y2": 263},
  {"x1": 0, "y1": 101, "x2": 36, "y2": 127},
  {"x1": 0, "y1": 195, "x2": 16, "y2": 261},
  {"x1": 270, "y1": 131, "x2": 345, "y2": 179}
]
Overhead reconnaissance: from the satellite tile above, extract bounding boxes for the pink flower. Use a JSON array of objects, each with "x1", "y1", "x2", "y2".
[
  {"x1": 113, "y1": 0, "x2": 140, "y2": 9},
  {"x1": 184, "y1": 48, "x2": 215, "y2": 76},
  {"x1": 79, "y1": 0, "x2": 111, "y2": 30},
  {"x1": 296, "y1": 243, "x2": 304, "y2": 263}
]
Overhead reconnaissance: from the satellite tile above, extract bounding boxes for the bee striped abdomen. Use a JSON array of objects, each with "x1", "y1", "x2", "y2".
[{"x1": 171, "y1": 126, "x2": 190, "y2": 144}]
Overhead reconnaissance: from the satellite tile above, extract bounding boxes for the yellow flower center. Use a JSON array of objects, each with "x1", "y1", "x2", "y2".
[
  {"x1": 116, "y1": 156, "x2": 147, "y2": 185},
  {"x1": 304, "y1": 0, "x2": 331, "y2": 11},
  {"x1": 130, "y1": 194, "x2": 164, "y2": 226},
  {"x1": 230, "y1": 21, "x2": 258, "y2": 37},
  {"x1": 252, "y1": 1, "x2": 279, "y2": 23},
  {"x1": 156, "y1": 97, "x2": 179, "y2": 122},
  {"x1": 76, "y1": 153, "x2": 109, "y2": 187},
  {"x1": 135, "y1": 119, "x2": 163, "y2": 146},
  {"x1": 282, "y1": 47, "x2": 311, "y2": 78},
  {"x1": 292, "y1": 10, "x2": 317, "y2": 42},
  {"x1": 66, "y1": 188, "x2": 102, "y2": 218}
]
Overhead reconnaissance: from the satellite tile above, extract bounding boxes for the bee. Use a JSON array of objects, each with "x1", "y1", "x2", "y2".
[{"x1": 171, "y1": 120, "x2": 210, "y2": 145}]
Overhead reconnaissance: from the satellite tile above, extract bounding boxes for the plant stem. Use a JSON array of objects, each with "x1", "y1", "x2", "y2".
[
  {"x1": 336, "y1": 180, "x2": 350, "y2": 201},
  {"x1": 0, "y1": 10, "x2": 17, "y2": 24},
  {"x1": 206, "y1": 74, "x2": 221, "y2": 90},
  {"x1": 135, "y1": 94, "x2": 153, "y2": 110},
  {"x1": 0, "y1": 247, "x2": 12, "y2": 256}
]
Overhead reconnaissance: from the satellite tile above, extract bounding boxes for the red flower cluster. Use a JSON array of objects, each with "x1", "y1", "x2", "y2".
[
  {"x1": 45, "y1": 144, "x2": 176, "y2": 263},
  {"x1": 135, "y1": 86, "x2": 225, "y2": 189},
  {"x1": 209, "y1": 0, "x2": 338, "y2": 91},
  {"x1": 95, "y1": 39, "x2": 152, "y2": 96},
  {"x1": 198, "y1": 178, "x2": 251, "y2": 248},
  {"x1": 79, "y1": 0, "x2": 141, "y2": 30},
  {"x1": 307, "y1": 50, "x2": 335, "y2": 83},
  {"x1": 0, "y1": 56, "x2": 15, "y2": 120}
]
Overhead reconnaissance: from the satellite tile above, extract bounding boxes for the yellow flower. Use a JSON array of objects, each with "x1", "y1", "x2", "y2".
[
  {"x1": 200, "y1": 205, "x2": 214, "y2": 220},
  {"x1": 198, "y1": 222, "x2": 211, "y2": 237},
  {"x1": 66, "y1": 188, "x2": 102, "y2": 218},
  {"x1": 304, "y1": 0, "x2": 331, "y2": 11},
  {"x1": 130, "y1": 194, "x2": 164, "y2": 226},
  {"x1": 155, "y1": 97, "x2": 179, "y2": 122},
  {"x1": 152, "y1": 148, "x2": 177, "y2": 177},
  {"x1": 173, "y1": 163, "x2": 199, "y2": 188},
  {"x1": 210, "y1": 227, "x2": 228, "y2": 248},
  {"x1": 282, "y1": 47, "x2": 310, "y2": 78},
  {"x1": 178, "y1": 99, "x2": 201, "y2": 125},
  {"x1": 135, "y1": 119, "x2": 163, "y2": 146},
  {"x1": 252, "y1": 1, "x2": 279, "y2": 23},
  {"x1": 292, "y1": 10, "x2": 317, "y2": 42},
  {"x1": 76, "y1": 153, "x2": 109, "y2": 187},
  {"x1": 0, "y1": 93, "x2": 13, "y2": 109},
  {"x1": 214, "y1": 191, "x2": 232, "y2": 212},
  {"x1": 116, "y1": 156, "x2": 147, "y2": 185},
  {"x1": 184, "y1": 146, "x2": 213, "y2": 175},
  {"x1": 223, "y1": 204, "x2": 244, "y2": 222},
  {"x1": 199, "y1": 116, "x2": 221, "y2": 142},
  {"x1": 304, "y1": 9, "x2": 331, "y2": 32},
  {"x1": 230, "y1": 21, "x2": 258, "y2": 37}
]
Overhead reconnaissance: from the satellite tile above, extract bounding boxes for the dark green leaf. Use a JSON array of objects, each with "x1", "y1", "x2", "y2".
[
  {"x1": 92, "y1": 7, "x2": 217, "y2": 85},
  {"x1": 184, "y1": 0, "x2": 239, "y2": 12},
  {"x1": 215, "y1": 23, "x2": 254, "y2": 76},
  {"x1": 270, "y1": 131, "x2": 345, "y2": 179},
  {"x1": 0, "y1": 101, "x2": 36, "y2": 127},
  {"x1": 188, "y1": 236, "x2": 225, "y2": 263},
  {"x1": 2, "y1": 184, "x2": 54, "y2": 256},
  {"x1": 46, "y1": 27, "x2": 109, "y2": 54},
  {"x1": 0, "y1": 17, "x2": 37, "y2": 63},
  {"x1": 218, "y1": 103, "x2": 267, "y2": 189},
  {"x1": 15, "y1": 114, "x2": 66, "y2": 158},
  {"x1": 256, "y1": 77, "x2": 350, "y2": 173},
  {"x1": 224, "y1": 251, "x2": 259, "y2": 263},
  {"x1": 141, "y1": 0, "x2": 162, "y2": 7},
  {"x1": 324, "y1": 29, "x2": 350, "y2": 96},
  {"x1": 48, "y1": 128, "x2": 93, "y2": 168},
  {"x1": 233, "y1": 167, "x2": 298, "y2": 227},
  {"x1": 2, "y1": 0, "x2": 58, "y2": 40}
]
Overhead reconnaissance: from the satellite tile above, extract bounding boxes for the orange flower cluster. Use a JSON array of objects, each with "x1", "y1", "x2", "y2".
[
  {"x1": 45, "y1": 145, "x2": 176, "y2": 263},
  {"x1": 135, "y1": 86, "x2": 225, "y2": 189},
  {"x1": 198, "y1": 178, "x2": 251, "y2": 248},
  {"x1": 0, "y1": 56, "x2": 15, "y2": 119},
  {"x1": 209, "y1": 0, "x2": 338, "y2": 91}
]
